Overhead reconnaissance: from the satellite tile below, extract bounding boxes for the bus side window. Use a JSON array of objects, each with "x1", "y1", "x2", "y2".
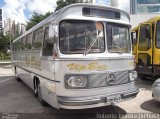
[
  {"x1": 33, "y1": 31, "x2": 38, "y2": 50},
  {"x1": 131, "y1": 31, "x2": 137, "y2": 45},
  {"x1": 33, "y1": 28, "x2": 43, "y2": 50},
  {"x1": 25, "y1": 33, "x2": 32, "y2": 50},
  {"x1": 139, "y1": 24, "x2": 151, "y2": 51},
  {"x1": 43, "y1": 27, "x2": 53, "y2": 56},
  {"x1": 22, "y1": 37, "x2": 26, "y2": 51}
]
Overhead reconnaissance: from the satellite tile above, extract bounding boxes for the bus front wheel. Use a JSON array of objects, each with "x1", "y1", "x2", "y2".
[
  {"x1": 138, "y1": 74, "x2": 147, "y2": 80},
  {"x1": 37, "y1": 83, "x2": 48, "y2": 106}
]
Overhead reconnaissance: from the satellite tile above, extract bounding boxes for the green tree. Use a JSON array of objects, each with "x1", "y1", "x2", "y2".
[
  {"x1": 0, "y1": 35, "x2": 10, "y2": 60},
  {"x1": 55, "y1": 0, "x2": 81, "y2": 11},
  {"x1": 0, "y1": 35, "x2": 10, "y2": 53},
  {"x1": 26, "y1": 11, "x2": 52, "y2": 30}
]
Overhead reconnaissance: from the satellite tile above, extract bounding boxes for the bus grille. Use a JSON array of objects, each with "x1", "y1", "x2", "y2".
[{"x1": 88, "y1": 71, "x2": 129, "y2": 88}]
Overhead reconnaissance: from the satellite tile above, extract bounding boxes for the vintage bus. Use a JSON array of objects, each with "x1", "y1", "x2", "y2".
[
  {"x1": 11, "y1": 4, "x2": 139, "y2": 109},
  {"x1": 131, "y1": 16, "x2": 160, "y2": 79}
]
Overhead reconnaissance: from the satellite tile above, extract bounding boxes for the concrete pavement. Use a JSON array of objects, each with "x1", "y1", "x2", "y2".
[
  {"x1": 0, "y1": 61, "x2": 11, "y2": 68},
  {"x1": 0, "y1": 67, "x2": 14, "y2": 77},
  {"x1": 117, "y1": 79, "x2": 160, "y2": 113}
]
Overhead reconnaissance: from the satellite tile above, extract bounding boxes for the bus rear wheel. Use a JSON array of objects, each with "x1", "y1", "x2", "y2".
[
  {"x1": 138, "y1": 74, "x2": 148, "y2": 80},
  {"x1": 16, "y1": 77, "x2": 22, "y2": 82},
  {"x1": 15, "y1": 67, "x2": 22, "y2": 82},
  {"x1": 37, "y1": 83, "x2": 48, "y2": 106}
]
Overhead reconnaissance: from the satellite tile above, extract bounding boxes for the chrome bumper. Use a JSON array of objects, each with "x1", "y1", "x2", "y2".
[{"x1": 57, "y1": 89, "x2": 139, "y2": 109}]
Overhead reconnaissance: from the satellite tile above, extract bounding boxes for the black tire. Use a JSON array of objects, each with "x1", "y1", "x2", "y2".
[
  {"x1": 15, "y1": 67, "x2": 22, "y2": 82},
  {"x1": 16, "y1": 76, "x2": 22, "y2": 82},
  {"x1": 138, "y1": 74, "x2": 147, "y2": 80},
  {"x1": 138, "y1": 74, "x2": 144, "y2": 79},
  {"x1": 34, "y1": 85, "x2": 38, "y2": 97},
  {"x1": 37, "y1": 83, "x2": 48, "y2": 106}
]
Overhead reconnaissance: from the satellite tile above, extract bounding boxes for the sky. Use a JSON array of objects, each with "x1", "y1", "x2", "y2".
[{"x1": 0, "y1": 0, "x2": 58, "y2": 24}]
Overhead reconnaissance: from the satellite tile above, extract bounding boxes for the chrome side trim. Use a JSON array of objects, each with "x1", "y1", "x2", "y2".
[
  {"x1": 16, "y1": 66, "x2": 60, "y2": 83},
  {"x1": 57, "y1": 89, "x2": 139, "y2": 107},
  {"x1": 123, "y1": 90, "x2": 139, "y2": 96}
]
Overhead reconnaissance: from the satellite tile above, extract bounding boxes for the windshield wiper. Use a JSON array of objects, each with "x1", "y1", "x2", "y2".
[{"x1": 84, "y1": 35, "x2": 99, "y2": 56}]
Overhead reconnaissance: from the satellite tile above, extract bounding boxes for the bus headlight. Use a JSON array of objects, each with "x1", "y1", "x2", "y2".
[
  {"x1": 129, "y1": 71, "x2": 137, "y2": 82},
  {"x1": 67, "y1": 76, "x2": 87, "y2": 88}
]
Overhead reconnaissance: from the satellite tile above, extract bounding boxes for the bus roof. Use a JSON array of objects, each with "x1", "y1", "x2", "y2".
[
  {"x1": 131, "y1": 16, "x2": 160, "y2": 31},
  {"x1": 58, "y1": 3, "x2": 130, "y2": 20},
  {"x1": 146, "y1": 16, "x2": 160, "y2": 23},
  {"x1": 131, "y1": 26, "x2": 139, "y2": 32},
  {"x1": 13, "y1": 3, "x2": 130, "y2": 43}
]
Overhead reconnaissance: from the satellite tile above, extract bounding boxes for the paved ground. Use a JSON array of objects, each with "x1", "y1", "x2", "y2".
[{"x1": 0, "y1": 67, "x2": 160, "y2": 119}]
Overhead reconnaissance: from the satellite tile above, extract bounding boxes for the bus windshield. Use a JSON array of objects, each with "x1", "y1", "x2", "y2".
[
  {"x1": 60, "y1": 20, "x2": 105, "y2": 54},
  {"x1": 106, "y1": 23, "x2": 131, "y2": 53},
  {"x1": 59, "y1": 21, "x2": 131, "y2": 54}
]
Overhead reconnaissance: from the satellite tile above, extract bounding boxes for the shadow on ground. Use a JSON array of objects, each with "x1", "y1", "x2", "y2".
[
  {"x1": 9, "y1": 78, "x2": 127, "y2": 119},
  {"x1": 135, "y1": 78, "x2": 154, "y2": 91},
  {"x1": 15, "y1": 105, "x2": 127, "y2": 119},
  {"x1": 0, "y1": 76, "x2": 128, "y2": 119},
  {"x1": 140, "y1": 99, "x2": 160, "y2": 113}
]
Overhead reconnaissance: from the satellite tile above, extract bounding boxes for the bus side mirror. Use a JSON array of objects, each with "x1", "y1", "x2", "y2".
[{"x1": 49, "y1": 25, "x2": 58, "y2": 38}]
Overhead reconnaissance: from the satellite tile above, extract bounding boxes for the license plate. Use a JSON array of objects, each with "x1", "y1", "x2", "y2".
[{"x1": 106, "y1": 95, "x2": 121, "y2": 103}]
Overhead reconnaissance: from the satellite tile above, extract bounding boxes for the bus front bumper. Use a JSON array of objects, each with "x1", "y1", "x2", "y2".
[{"x1": 57, "y1": 89, "x2": 139, "y2": 109}]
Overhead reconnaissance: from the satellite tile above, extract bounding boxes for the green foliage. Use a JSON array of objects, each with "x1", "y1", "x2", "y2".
[
  {"x1": 0, "y1": 35, "x2": 10, "y2": 60},
  {"x1": 26, "y1": 0, "x2": 81, "y2": 30},
  {"x1": 26, "y1": 11, "x2": 52, "y2": 30},
  {"x1": 55, "y1": 0, "x2": 81, "y2": 11},
  {"x1": 0, "y1": 35, "x2": 10, "y2": 53},
  {"x1": 0, "y1": 52, "x2": 10, "y2": 60},
  {"x1": 55, "y1": 0, "x2": 67, "y2": 11}
]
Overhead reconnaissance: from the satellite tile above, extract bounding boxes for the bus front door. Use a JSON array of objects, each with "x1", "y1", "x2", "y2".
[{"x1": 136, "y1": 23, "x2": 153, "y2": 76}]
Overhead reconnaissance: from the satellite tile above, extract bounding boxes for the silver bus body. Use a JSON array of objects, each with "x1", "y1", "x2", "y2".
[{"x1": 11, "y1": 4, "x2": 139, "y2": 109}]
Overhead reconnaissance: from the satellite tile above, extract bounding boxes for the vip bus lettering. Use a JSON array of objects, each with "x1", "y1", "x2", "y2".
[
  {"x1": 24, "y1": 56, "x2": 41, "y2": 69},
  {"x1": 30, "y1": 56, "x2": 41, "y2": 69},
  {"x1": 67, "y1": 62, "x2": 107, "y2": 72},
  {"x1": 25, "y1": 57, "x2": 30, "y2": 66}
]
